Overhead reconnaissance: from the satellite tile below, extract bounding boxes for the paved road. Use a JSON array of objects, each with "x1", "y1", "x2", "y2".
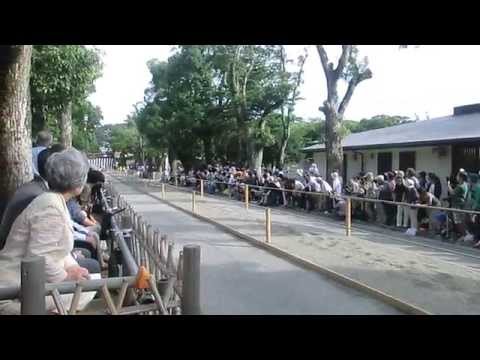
[
  {"x1": 110, "y1": 177, "x2": 402, "y2": 314},
  {"x1": 121, "y1": 177, "x2": 480, "y2": 314}
]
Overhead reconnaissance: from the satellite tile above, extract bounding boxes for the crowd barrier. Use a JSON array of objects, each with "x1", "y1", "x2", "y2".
[{"x1": 125, "y1": 172, "x2": 480, "y2": 244}]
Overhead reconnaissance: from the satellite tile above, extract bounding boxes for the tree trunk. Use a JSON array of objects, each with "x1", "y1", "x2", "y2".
[
  {"x1": 278, "y1": 140, "x2": 288, "y2": 168},
  {"x1": 324, "y1": 109, "x2": 343, "y2": 181},
  {"x1": 247, "y1": 122, "x2": 264, "y2": 174},
  {"x1": 139, "y1": 136, "x2": 145, "y2": 165},
  {"x1": 0, "y1": 45, "x2": 33, "y2": 218},
  {"x1": 249, "y1": 146, "x2": 263, "y2": 175},
  {"x1": 59, "y1": 101, "x2": 73, "y2": 148},
  {"x1": 203, "y1": 137, "x2": 214, "y2": 165},
  {"x1": 278, "y1": 123, "x2": 291, "y2": 168}
]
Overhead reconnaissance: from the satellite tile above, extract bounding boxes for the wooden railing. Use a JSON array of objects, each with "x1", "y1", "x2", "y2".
[{"x1": 0, "y1": 181, "x2": 202, "y2": 315}]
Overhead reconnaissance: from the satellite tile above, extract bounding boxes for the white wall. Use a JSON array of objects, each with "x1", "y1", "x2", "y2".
[
  {"x1": 312, "y1": 152, "x2": 327, "y2": 178},
  {"x1": 341, "y1": 145, "x2": 451, "y2": 198}
]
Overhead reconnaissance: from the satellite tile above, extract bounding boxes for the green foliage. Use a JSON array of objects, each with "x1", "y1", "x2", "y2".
[
  {"x1": 264, "y1": 116, "x2": 320, "y2": 165},
  {"x1": 117, "y1": 45, "x2": 411, "y2": 170},
  {"x1": 30, "y1": 45, "x2": 103, "y2": 140},
  {"x1": 110, "y1": 120, "x2": 141, "y2": 155},
  {"x1": 356, "y1": 114, "x2": 412, "y2": 131},
  {"x1": 343, "y1": 46, "x2": 370, "y2": 82},
  {"x1": 134, "y1": 45, "x2": 295, "y2": 169},
  {"x1": 264, "y1": 114, "x2": 413, "y2": 164},
  {"x1": 72, "y1": 100, "x2": 102, "y2": 153},
  {"x1": 136, "y1": 46, "x2": 233, "y2": 168}
]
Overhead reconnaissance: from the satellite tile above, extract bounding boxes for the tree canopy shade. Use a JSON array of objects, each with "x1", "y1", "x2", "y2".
[
  {"x1": 30, "y1": 45, "x2": 103, "y2": 148},
  {"x1": 132, "y1": 45, "x2": 301, "y2": 172},
  {"x1": 99, "y1": 44, "x2": 423, "y2": 172},
  {"x1": 113, "y1": 45, "x2": 415, "y2": 174}
]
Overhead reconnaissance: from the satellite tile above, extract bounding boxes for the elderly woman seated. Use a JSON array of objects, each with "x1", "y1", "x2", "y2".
[{"x1": 0, "y1": 148, "x2": 98, "y2": 314}]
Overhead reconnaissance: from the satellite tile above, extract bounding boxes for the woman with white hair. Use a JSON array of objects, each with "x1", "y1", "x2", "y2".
[
  {"x1": 362, "y1": 172, "x2": 377, "y2": 221},
  {"x1": 331, "y1": 172, "x2": 342, "y2": 196},
  {"x1": 405, "y1": 178, "x2": 420, "y2": 235},
  {"x1": 0, "y1": 148, "x2": 96, "y2": 314},
  {"x1": 309, "y1": 163, "x2": 320, "y2": 177}
]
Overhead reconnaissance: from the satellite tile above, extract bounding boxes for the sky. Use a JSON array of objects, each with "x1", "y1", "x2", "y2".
[{"x1": 88, "y1": 45, "x2": 480, "y2": 125}]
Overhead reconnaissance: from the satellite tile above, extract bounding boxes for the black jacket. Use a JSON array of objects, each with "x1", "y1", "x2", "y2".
[{"x1": 394, "y1": 183, "x2": 406, "y2": 202}]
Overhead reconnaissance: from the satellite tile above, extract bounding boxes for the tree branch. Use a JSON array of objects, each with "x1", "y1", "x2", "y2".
[
  {"x1": 262, "y1": 98, "x2": 284, "y2": 119},
  {"x1": 335, "y1": 45, "x2": 352, "y2": 78},
  {"x1": 242, "y1": 60, "x2": 254, "y2": 100},
  {"x1": 316, "y1": 45, "x2": 329, "y2": 76},
  {"x1": 290, "y1": 50, "x2": 308, "y2": 106},
  {"x1": 338, "y1": 68, "x2": 372, "y2": 116}
]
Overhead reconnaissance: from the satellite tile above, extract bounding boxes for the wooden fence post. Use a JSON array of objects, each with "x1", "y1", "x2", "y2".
[
  {"x1": 21, "y1": 256, "x2": 46, "y2": 315},
  {"x1": 182, "y1": 245, "x2": 201, "y2": 315},
  {"x1": 192, "y1": 191, "x2": 196, "y2": 213},
  {"x1": 265, "y1": 208, "x2": 272, "y2": 243},
  {"x1": 346, "y1": 197, "x2": 352, "y2": 236}
]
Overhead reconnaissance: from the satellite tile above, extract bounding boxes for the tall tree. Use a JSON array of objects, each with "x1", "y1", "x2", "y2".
[
  {"x1": 30, "y1": 45, "x2": 102, "y2": 147},
  {"x1": 219, "y1": 45, "x2": 291, "y2": 172},
  {"x1": 0, "y1": 45, "x2": 33, "y2": 217},
  {"x1": 316, "y1": 45, "x2": 372, "y2": 181},
  {"x1": 278, "y1": 46, "x2": 308, "y2": 167},
  {"x1": 110, "y1": 119, "x2": 142, "y2": 166},
  {"x1": 139, "y1": 47, "x2": 231, "y2": 171}
]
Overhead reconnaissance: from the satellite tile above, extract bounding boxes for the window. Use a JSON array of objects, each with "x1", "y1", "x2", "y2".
[
  {"x1": 399, "y1": 151, "x2": 416, "y2": 172},
  {"x1": 452, "y1": 144, "x2": 480, "y2": 175},
  {"x1": 377, "y1": 152, "x2": 392, "y2": 175}
]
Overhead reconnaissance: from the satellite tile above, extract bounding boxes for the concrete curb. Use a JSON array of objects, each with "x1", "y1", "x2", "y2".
[{"x1": 114, "y1": 176, "x2": 432, "y2": 315}]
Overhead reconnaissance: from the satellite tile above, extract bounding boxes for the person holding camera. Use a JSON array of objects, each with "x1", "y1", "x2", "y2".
[{"x1": 447, "y1": 172, "x2": 469, "y2": 241}]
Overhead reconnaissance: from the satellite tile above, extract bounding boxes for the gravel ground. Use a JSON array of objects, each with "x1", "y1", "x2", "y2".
[{"x1": 125, "y1": 178, "x2": 480, "y2": 315}]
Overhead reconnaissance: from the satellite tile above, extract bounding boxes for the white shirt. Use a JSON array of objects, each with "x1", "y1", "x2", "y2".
[
  {"x1": 294, "y1": 180, "x2": 305, "y2": 191},
  {"x1": 319, "y1": 178, "x2": 333, "y2": 193},
  {"x1": 308, "y1": 179, "x2": 321, "y2": 192},
  {"x1": 332, "y1": 178, "x2": 342, "y2": 195}
]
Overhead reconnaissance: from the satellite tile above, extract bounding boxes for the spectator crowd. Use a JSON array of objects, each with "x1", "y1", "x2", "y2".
[
  {"x1": 0, "y1": 131, "x2": 107, "y2": 314},
  {"x1": 164, "y1": 162, "x2": 480, "y2": 248}
]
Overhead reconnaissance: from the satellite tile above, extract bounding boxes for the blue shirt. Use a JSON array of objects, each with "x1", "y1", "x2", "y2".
[{"x1": 32, "y1": 146, "x2": 47, "y2": 177}]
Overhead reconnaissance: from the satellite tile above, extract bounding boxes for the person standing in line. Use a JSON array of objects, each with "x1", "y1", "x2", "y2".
[
  {"x1": 380, "y1": 172, "x2": 396, "y2": 226},
  {"x1": 427, "y1": 173, "x2": 442, "y2": 200},
  {"x1": 405, "y1": 179, "x2": 420, "y2": 235},
  {"x1": 394, "y1": 172, "x2": 409, "y2": 228},
  {"x1": 406, "y1": 168, "x2": 420, "y2": 190},
  {"x1": 447, "y1": 172, "x2": 469, "y2": 242},
  {"x1": 418, "y1": 171, "x2": 428, "y2": 190},
  {"x1": 32, "y1": 131, "x2": 53, "y2": 177},
  {"x1": 418, "y1": 188, "x2": 441, "y2": 235},
  {"x1": 362, "y1": 172, "x2": 377, "y2": 222}
]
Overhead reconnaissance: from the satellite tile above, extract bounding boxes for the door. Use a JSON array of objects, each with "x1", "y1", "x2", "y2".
[
  {"x1": 377, "y1": 152, "x2": 392, "y2": 175},
  {"x1": 452, "y1": 144, "x2": 480, "y2": 176},
  {"x1": 399, "y1": 151, "x2": 416, "y2": 172}
]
